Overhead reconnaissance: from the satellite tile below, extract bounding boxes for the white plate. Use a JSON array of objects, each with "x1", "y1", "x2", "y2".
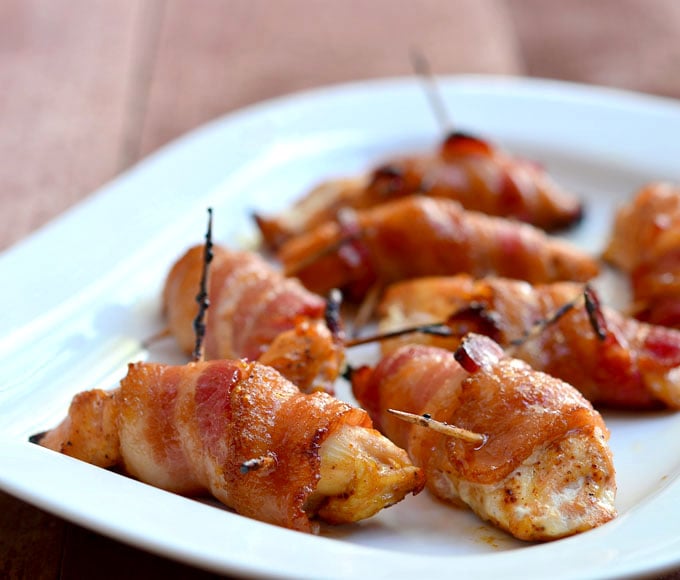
[{"x1": 2, "y1": 76, "x2": 680, "y2": 579}]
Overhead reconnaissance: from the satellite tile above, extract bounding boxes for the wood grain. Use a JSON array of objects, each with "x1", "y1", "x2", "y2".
[
  {"x1": 0, "y1": 1, "x2": 142, "y2": 251},
  {"x1": 0, "y1": 491, "x2": 63, "y2": 580}
]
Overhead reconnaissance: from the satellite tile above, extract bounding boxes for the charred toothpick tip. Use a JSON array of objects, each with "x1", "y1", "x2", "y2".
[
  {"x1": 507, "y1": 290, "x2": 583, "y2": 352},
  {"x1": 341, "y1": 364, "x2": 355, "y2": 382},
  {"x1": 324, "y1": 289, "x2": 344, "y2": 339},
  {"x1": 28, "y1": 431, "x2": 47, "y2": 445},
  {"x1": 192, "y1": 208, "x2": 214, "y2": 362},
  {"x1": 584, "y1": 284, "x2": 608, "y2": 341},
  {"x1": 387, "y1": 409, "x2": 486, "y2": 445},
  {"x1": 508, "y1": 285, "x2": 609, "y2": 353},
  {"x1": 240, "y1": 453, "x2": 276, "y2": 474}
]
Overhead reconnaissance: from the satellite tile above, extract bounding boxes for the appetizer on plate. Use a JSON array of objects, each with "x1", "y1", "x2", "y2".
[
  {"x1": 604, "y1": 182, "x2": 680, "y2": 328},
  {"x1": 375, "y1": 274, "x2": 680, "y2": 409},
  {"x1": 34, "y1": 357, "x2": 424, "y2": 533},
  {"x1": 255, "y1": 132, "x2": 583, "y2": 250},
  {"x1": 351, "y1": 333, "x2": 617, "y2": 541},
  {"x1": 163, "y1": 244, "x2": 344, "y2": 394},
  {"x1": 278, "y1": 196, "x2": 599, "y2": 301},
  {"x1": 33, "y1": 214, "x2": 424, "y2": 534}
]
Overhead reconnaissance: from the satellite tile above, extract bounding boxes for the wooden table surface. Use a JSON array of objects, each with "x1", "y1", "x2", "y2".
[{"x1": 2, "y1": 1, "x2": 680, "y2": 578}]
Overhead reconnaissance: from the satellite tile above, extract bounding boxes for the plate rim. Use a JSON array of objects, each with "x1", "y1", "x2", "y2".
[{"x1": 2, "y1": 74, "x2": 680, "y2": 579}]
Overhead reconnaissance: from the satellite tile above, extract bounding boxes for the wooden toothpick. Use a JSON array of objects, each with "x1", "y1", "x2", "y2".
[
  {"x1": 192, "y1": 208, "x2": 214, "y2": 362},
  {"x1": 387, "y1": 409, "x2": 486, "y2": 445}
]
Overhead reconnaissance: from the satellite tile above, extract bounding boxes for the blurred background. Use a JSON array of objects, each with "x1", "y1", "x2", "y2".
[
  {"x1": 2, "y1": 0, "x2": 680, "y2": 577},
  {"x1": 2, "y1": 0, "x2": 680, "y2": 253}
]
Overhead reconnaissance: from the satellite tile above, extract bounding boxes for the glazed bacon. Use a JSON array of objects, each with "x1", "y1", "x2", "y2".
[
  {"x1": 351, "y1": 334, "x2": 616, "y2": 541},
  {"x1": 278, "y1": 196, "x2": 598, "y2": 301},
  {"x1": 603, "y1": 182, "x2": 680, "y2": 328},
  {"x1": 255, "y1": 132, "x2": 583, "y2": 250},
  {"x1": 163, "y1": 244, "x2": 343, "y2": 393},
  {"x1": 377, "y1": 275, "x2": 680, "y2": 409},
  {"x1": 36, "y1": 358, "x2": 424, "y2": 533}
]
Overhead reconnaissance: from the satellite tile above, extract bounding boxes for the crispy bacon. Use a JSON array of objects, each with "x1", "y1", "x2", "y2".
[
  {"x1": 163, "y1": 244, "x2": 343, "y2": 393},
  {"x1": 278, "y1": 196, "x2": 598, "y2": 301},
  {"x1": 255, "y1": 132, "x2": 582, "y2": 249},
  {"x1": 351, "y1": 334, "x2": 616, "y2": 541},
  {"x1": 37, "y1": 359, "x2": 424, "y2": 533},
  {"x1": 603, "y1": 182, "x2": 680, "y2": 328},
  {"x1": 377, "y1": 274, "x2": 680, "y2": 409}
]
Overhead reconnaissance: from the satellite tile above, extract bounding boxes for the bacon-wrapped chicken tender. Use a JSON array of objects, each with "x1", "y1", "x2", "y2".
[
  {"x1": 36, "y1": 359, "x2": 424, "y2": 533},
  {"x1": 163, "y1": 244, "x2": 343, "y2": 393},
  {"x1": 278, "y1": 196, "x2": 598, "y2": 301},
  {"x1": 377, "y1": 275, "x2": 680, "y2": 409},
  {"x1": 603, "y1": 182, "x2": 680, "y2": 328},
  {"x1": 351, "y1": 334, "x2": 616, "y2": 541},
  {"x1": 255, "y1": 132, "x2": 582, "y2": 249}
]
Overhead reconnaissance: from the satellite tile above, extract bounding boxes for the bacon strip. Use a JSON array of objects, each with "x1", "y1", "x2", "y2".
[
  {"x1": 278, "y1": 196, "x2": 598, "y2": 301},
  {"x1": 255, "y1": 132, "x2": 582, "y2": 250},
  {"x1": 378, "y1": 274, "x2": 680, "y2": 409},
  {"x1": 351, "y1": 334, "x2": 616, "y2": 541},
  {"x1": 163, "y1": 244, "x2": 343, "y2": 393},
  {"x1": 37, "y1": 359, "x2": 423, "y2": 533},
  {"x1": 603, "y1": 182, "x2": 680, "y2": 328}
]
